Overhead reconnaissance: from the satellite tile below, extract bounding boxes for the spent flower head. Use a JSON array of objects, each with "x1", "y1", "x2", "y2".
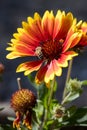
[{"x1": 11, "y1": 89, "x2": 36, "y2": 129}]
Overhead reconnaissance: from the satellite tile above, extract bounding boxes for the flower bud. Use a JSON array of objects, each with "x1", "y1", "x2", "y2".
[{"x1": 67, "y1": 78, "x2": 82, "y2": 92}]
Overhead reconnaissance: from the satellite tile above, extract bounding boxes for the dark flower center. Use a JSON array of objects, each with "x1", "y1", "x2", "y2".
[{"x1": 35, "y1": 39, "x2": 63, "y2": 62}]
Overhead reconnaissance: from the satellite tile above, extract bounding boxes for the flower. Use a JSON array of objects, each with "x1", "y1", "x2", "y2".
[
  {"x1": 80, "y1": 22, "x2": 87, "y2": 47},
  {"x1": 6, "y1": 10, "x2": 82, "y2": 83},
  {"x1": 52, "y1": 104, "x2": 65, "y2": 120},
  {"x1": 73, "y1": 21, "x2": 87, "y2": 52},
  {"x1": 11, "y1": 89, "x2": 36, "y2": 129}
]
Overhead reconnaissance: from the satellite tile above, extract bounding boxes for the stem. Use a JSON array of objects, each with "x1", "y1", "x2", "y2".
[
  {"x1": 17, "y1": 77, "x2": 22, "y2": 90},
  {"x1": 17, "y1": 128, "x2": 21, "y2": 130},
  {"x1": 40, "y1": 109, "x2": 47, "y2": 130},
  {"x1": 61, "y1": 92, "x2": 71, "y2": 105},
  {"x1": 48, "y1": 78, "x2": 55, "y2": 107},
  {"x1": 40, "y1": 78, "x2": 55, "y2": 130},
  {"x1": 63, "y1": 59, "x2": 73, "y2": 99}
]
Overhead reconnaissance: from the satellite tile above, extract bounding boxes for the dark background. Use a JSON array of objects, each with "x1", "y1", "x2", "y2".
[{"x1": 0, "y1": 0, "x2": 87, "y2": 129}]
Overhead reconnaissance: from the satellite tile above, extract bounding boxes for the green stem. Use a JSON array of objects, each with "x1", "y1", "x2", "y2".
[
  {"x1": 62, "y1": 59, "x2": 73, "y2": 99},
  {"x1": 40, "y1": 78, "x2": 55, "y2": 130},
  {"x1": 48, "y1": 78, "x2": 55, "y2": 106},
  {"x1": 61, "y1": 92, "x2": 72, "y2": 105},
  {"x1": 40, "y1": 109, "x2": 47, "y2": 130}
]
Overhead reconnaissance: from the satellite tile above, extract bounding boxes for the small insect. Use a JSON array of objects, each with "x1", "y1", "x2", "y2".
[{"x1": 35, "y1": 46, "x2": 43, "y2": 59}]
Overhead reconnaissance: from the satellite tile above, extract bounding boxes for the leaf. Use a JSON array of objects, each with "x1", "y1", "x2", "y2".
[
  {"x1": 64, "y1": 107, "x2": 87, "y2": 126},
  {"x1": 82, "y1": 80, "x2": 87, "y2": 86},
  {"x1": 66, "y1": 92, "x2": 81, "y2": 102},
  {"x1": 0, "y1": 107, "x2": 4, "y2": 111},
  {"x1": 33, "y1": 99, "x2": 44, "y2": 125},
  {"x1": 66, "y1": 106, "x2": 77, "y2": 117},
  {"x1": 0, "y1": 124, "x2": 16, "y2": 130},
  {"x1": 0, "y1": 126, "x2": 4, "y2": 130},
  {"x1": 62, "y1": 90, "x2": 82, "y2": 105},
  {"x1": 7, "y1": 117, "x2": 15, "y2": 121},
  {"x1": 34, "y1": 100, "x2": 44, "y2": 117},
  {"x1": 50, "y1": 107, "x2": 87, "y2": 128}
]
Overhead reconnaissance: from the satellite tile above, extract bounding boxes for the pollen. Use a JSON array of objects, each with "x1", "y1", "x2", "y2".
[{"x1": 42, "y1": 39, "x2": 63, "y2": 61}]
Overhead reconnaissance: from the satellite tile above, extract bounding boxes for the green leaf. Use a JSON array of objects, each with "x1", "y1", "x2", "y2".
[
  {"x1": 66, "y1": 106, "x2": 77, "y2": 117},
  {"x1": 64, "y1": 107, "x2": 87, "y2": 126},
  {"x1": 0, "y1": 124, "x2": 16, "y2": 130},
  {"x1": 0, "y1": 107, "x2": 4, "y2": 111},
  {"x1": 0, "y1": 126, "x2": 4, "y2": 130},
  {"x1": 62, "y1": 91, "x2": 82, "y2": 105},
  {"x1": 34, "y1": 100, "x2": 44, "y2": 117},
  {"x1": 49, "y1": 106, "x2": 87, "y2": 128},
  {"x1": 82, "y1": 80, "x2": 87, "y2": 86},
  {"x1": 65, "y1": 92, "x2": 81, "y2": 102},
  {"x1": 62, "y1": 78, "x2": 85, "y2": 105},
  {"x1": 33, "y1": 99, "x2": 44, "y2": 125},
  {"x1": 7, "y1": 117, "x2": 15, "y2": 121}
]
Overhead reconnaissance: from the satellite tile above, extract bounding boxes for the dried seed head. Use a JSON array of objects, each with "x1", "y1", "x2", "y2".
[{"x1": 11, "y1": 89, "x2": 36, "y2": 114}]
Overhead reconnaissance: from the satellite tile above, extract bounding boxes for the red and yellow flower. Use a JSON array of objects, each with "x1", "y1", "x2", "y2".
[
  {"x1": 76, "y1": 21, "x2": 87, "y2": 49},
  {"x1": 6, "y1": 10, "x2": 83, "y2": 83}
]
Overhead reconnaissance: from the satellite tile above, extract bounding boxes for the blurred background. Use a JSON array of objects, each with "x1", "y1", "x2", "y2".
[{"x1": 0, "y1": 0, "x2": 87, "y2": 128}]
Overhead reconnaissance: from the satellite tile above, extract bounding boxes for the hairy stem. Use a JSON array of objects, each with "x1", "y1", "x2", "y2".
[
  {"x1": 63, "y1": 59, "x2": 73, "y2": 99},
  {"x1": 40, "y1": 78, "x2": 55, "y2": 129},
  {"x1": 48, "y1": 78, "x2": 55, "y2": 106}
]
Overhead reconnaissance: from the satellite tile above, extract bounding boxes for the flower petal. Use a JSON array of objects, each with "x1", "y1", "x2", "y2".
[
  {"x1": 53, "y1": 10, "x2": 62, "y2": 39},
  {"x1": 42, "y1": 10, "x2": 55, "y2": 39},
  {"x1": 63, "y1": 27, "x2": 82, "y2": 52},
  {"x1": 45, "y1": 62, "x2": 55, "y2": 83},
  {"x1": 52, "y1": 59, "x2": 62, "y2": 76},
  {"x1": 44, "y1": 60, "x2": 62, "y2": 83},
  {"x1": 81, "y1": 22, "x2": 87, "y2": 32},
  {"x1": 6, "y1": 42, "x2": 35, "y2": 59},
  {"x1": 69, "y1": 32, "x2": 82, "y2": 48},
  {"x1": 35, "y1": 65, "x2": 48, "y2": 84},
  {"x1": 78, "y1": 22, "x2": 87, "y2": 47},
  {"x1": 26, "y1": 13, "x2": 45, "y2": 41},
  {"x1": 58, "y1": 51, "x2": 78, "y2": 67},
  {"x1": 16, "y1": 60, "x2": 43, "y2": 75},
  {"x1": 55, "y1": 12, "x2": 75, "y2": 40},
  {"x1": 15, "y1": 28, "x2": 39, "y2": 46},
  {"x1": 79, "y1": 34, "x2": 87, "y2": 46}
]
